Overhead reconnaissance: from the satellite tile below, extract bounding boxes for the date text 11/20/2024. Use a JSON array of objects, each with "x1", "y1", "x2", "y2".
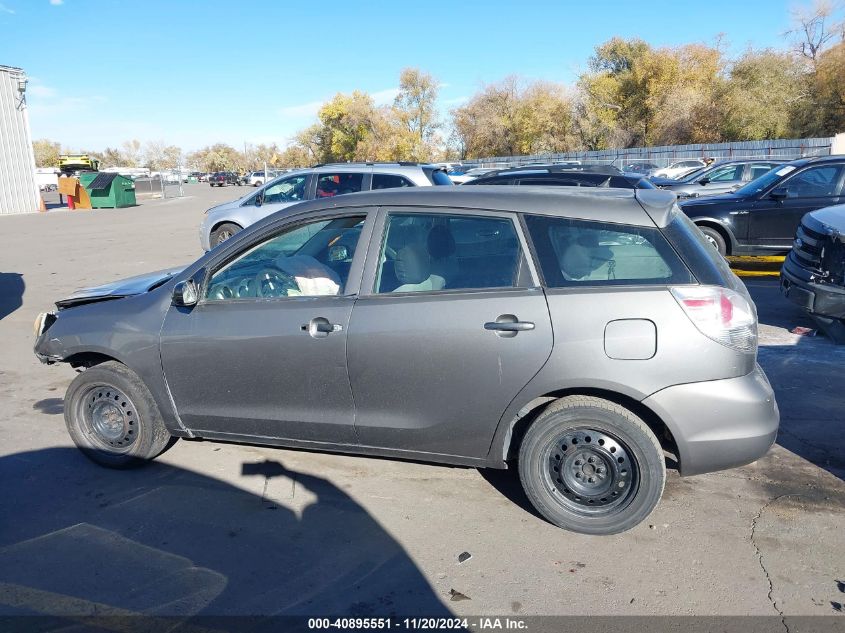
[{"x1": 308, "y1": 618, "x2": 528, "y2": 630}]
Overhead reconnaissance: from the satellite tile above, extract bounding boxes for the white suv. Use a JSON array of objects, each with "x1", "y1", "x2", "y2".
[{"x1": 200, "y1": 163, "x2": 453, "y2": 250}]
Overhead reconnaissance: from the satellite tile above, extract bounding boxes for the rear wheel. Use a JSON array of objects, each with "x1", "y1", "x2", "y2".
[
  {"x1": 518, "y1": 396, "x2": 665, "y2": 535},
  {"x1": 210, "y1": 222, "x2": 242, "y2": 247},
  {"x1": 64, "y1": 361, "x2": 173, "y2": 468},
  {"x1": 698, "y1": 225, "x2": 727, "y2": 256}
]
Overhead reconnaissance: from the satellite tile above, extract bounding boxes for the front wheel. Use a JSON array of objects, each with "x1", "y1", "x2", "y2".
[
  {"x1": 698, "y1": 225, "x2": 727, "y2": 256},
  {"x1": 210, "y1": 222, "x2": 242, "y2": 247},
  {"x1": 518, "y1": 396, "x2": 665, "y2": 535},
  {"x1": 64, "y1": 361, "x2": 174, "y2": 468}
]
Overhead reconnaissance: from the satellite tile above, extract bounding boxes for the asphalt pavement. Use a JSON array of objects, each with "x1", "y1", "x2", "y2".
[{"x1": 1, "y1": 184, "x2": 843, "y2": 626}]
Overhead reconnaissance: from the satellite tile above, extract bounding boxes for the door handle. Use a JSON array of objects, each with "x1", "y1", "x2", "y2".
[
  {"x1": 484, "y1": 315, "x2": 535, "y2": 338},
  {"x1": 301, "y1": 317, "x2": 343, "y2": 339},
  {"x1": 484, "y1": 321, "x2": 535, "y2": 332}
]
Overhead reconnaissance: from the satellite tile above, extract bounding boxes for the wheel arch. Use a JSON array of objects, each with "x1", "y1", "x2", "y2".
[
  {"x1": 64, "y1": 350, "x2": 123, "y2": 369},
  {"x1": 495, "y1": 387, "x2": 680, "y2": 471},
  {"x1": 210, "y1": 219, "x2": 243, "y2": 235},
  {"x1": 693, "y1": 218, "x2": 736, "y2": 255}
]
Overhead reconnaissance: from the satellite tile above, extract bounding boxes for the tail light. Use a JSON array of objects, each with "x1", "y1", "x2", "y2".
[{"x1": 670, "y1": 286, "x2": 757, "y2": 353}]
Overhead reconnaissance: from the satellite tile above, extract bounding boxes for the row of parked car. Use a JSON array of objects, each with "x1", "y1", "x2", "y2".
[{"x1": 199, "y1": 157, "x2": 845, "y2": 339}]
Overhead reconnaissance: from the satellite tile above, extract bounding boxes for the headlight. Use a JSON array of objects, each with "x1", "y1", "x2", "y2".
[{"x1": 34, "y1": 312, "x2": 56, "y2": 337}]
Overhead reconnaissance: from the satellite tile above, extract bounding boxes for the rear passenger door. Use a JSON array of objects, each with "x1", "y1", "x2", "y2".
[{"x1": 346, "y1": 208, "x2": 553, "y2": 459}]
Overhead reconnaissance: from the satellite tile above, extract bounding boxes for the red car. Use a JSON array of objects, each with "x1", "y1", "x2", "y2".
[{"x1": 208, "y1": 172, "x2": 239, "y2": 187}]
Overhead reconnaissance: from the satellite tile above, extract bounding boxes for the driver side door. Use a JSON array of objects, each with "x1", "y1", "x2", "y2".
[
  {"x1": 160, "y1": 210, "x2": 373, "y2": 443},
  {"x1": 749, "y1": 163, "x2": 845, "y2": 248}
]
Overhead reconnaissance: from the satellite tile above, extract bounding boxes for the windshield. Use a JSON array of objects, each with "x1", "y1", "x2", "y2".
[{"x1": 733, "y1": 165, "x2": 794, "y2": 197}]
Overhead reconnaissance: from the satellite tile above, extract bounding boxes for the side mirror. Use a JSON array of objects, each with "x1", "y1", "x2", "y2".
[
  {"x1": 328, "y1": 244, "x2": 350, "y2": 262},
  {"x1": 172, "y1": 279, "x2": 198, "y2": 307},
  {"x1": 254, "y1": 192, "x2": 264, "y2": 207},
  {"x1": 770, "y1": 187, "x2": 788, "y2": 200},
  {"x1": 698, "y1": 177, "x2": 710, "y2": 186}
]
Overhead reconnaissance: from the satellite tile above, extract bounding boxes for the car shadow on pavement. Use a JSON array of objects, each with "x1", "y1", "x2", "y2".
[
  {"x1": 0, "y1": 448, "x2": 450, "y2": 625},
  {"x1": 32, "y1": 398, "x2": 63, "y2": 415},
  {"x1": 758, "y1": 343, "x2": 845, "y2": 483},
  {"x1": 744, "y1": 280, "x2": 845, "y2": 482},
  {"x1": 0, "y1": 273, "x2": 24, "y2": 321}
]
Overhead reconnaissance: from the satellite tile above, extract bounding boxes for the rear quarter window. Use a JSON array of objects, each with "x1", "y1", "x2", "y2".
[{"x1": 524, "y1": 215, "x2": 693, "y2": 287}]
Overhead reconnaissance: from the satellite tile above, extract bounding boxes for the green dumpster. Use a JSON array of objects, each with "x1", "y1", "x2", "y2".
[{"x1": 78, "y1": 172, "x2": 137, "y2": 208}]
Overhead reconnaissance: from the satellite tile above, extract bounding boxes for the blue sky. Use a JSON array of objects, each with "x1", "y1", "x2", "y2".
[{"x1": 1, "y1": 0, "x2": 800, "y2": 152}]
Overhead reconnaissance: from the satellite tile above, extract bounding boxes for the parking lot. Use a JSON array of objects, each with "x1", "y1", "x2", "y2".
[{"x1": 1, "y1": 184, "x2": 843, "y2": 622}]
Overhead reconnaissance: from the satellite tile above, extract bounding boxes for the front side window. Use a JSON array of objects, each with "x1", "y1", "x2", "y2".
[
  {"x1": 316, "y1": 173, "x2": 364, "y2": 198},
  {"x1": 704, "y1": 165, "x2": 744, "y2": 182},
  {"x1": 525, "y1": 215, "x2": 693, "y2": 287},
  {"x1": 206, "y1": 215, "x2": 365, "y2": 300},
  {"x1": 375, "y1": 213, "x2": 528, "y2": 293},
  {"x1": 261, "y1": 175, "x2": 308, "y2": 204},
  {"x1": 783, "y1": 165, "x2": 843, "y2": 198},
  {"x1": 372, "y1": 174, "x2": 415, "y2": 189}
]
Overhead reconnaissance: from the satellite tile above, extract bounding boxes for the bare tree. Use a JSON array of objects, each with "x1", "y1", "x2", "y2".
[{"x1": 786, "y1": 0, "x2": 844, "y2": 64}]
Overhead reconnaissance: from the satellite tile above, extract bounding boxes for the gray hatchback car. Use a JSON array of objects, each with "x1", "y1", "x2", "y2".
[{"x1": 34, "y1": 187, "x2": 779, "y2": 534}]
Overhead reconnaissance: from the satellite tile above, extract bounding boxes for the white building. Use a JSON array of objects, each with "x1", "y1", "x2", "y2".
[{"x1": 0, "y1": 65, "x2": 39, "y2": 215}]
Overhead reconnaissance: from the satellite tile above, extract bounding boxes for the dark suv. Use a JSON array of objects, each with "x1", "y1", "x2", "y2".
[
  {"x1": 34, "y1": 187, "x2": 777, "y2": 535},
  {"x1": 464, "y1": 164, "x2": 655, "y2": 189},
  {"x1": 679, "y1": 156, "x2": 845, "y2": 256},
  {"x1": 208, "y1": 172, "x2": 239, "y2": 187}
]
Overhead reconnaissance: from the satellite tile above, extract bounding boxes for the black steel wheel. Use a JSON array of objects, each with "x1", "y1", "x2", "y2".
[
  {"x1": 64, "y1": 361, "x2": 174, "y2": 468},
  {"x1": 546, "y1": 428, "x2": 637, "y2": 515},
  {"x1": 519, "y1": 395, "x2": 665, "y2": 535},
  {"x1": 76, "y1": 384, "x2": 139, "y2": 452}
]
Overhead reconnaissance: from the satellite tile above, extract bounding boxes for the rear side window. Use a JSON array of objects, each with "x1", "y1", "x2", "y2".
[
  {"x1": 375, "y1": 213, "x2": 529, "y2": 293},
  {"x1": 372, "y1": 174, "x2": 415, "y2": 189},
  {"x1": 749, "y1": 163, "x2": 778, "y2": 180},
  {"x1": 524, "y1": 215, "x2": 693, "y2": 287}
]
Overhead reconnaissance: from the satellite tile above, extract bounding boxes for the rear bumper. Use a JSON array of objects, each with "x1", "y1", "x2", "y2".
[
  {"x1": 781, "y1": 261, "x2": 845, "y2": 319},
  {"x1": 642, "y1": 365, "x2": 779, "y2": 476}
]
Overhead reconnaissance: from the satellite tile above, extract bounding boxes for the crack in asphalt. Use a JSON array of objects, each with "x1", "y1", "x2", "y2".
[{"x1": 750, "y1": 494, "x2": 803, "y2": 633}]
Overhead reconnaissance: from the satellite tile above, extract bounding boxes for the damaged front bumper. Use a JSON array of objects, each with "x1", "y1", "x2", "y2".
[
  {"x1": 781, "y1": 258, "x2": 845, "y2": 320},
  {"x1": 33, "y1": 312, "x2": 62, "y2": 364}
]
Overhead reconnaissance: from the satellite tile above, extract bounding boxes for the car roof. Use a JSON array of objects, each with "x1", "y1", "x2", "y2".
[
  {"x1": 479, "y1": 164, "x2": 622, "y2": 176},
  {"x1": 265, "y1": 185, "x2": 678, "y2": 228},
  {"x1": 785, "y1": 154, "x2": 845, "y2": 167}
]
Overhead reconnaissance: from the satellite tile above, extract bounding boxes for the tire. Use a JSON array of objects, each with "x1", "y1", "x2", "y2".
[
  {"x1": 518, "y1": 396, "x2": 665, "y2": 535},
  {"x1": 698, "y1": 225, "x2": 727, "y2": 256},
  {"x1": 210, "y1": 222, "x2": 242, "y2": 247},
  {"x1": 64, "y1": 361, "x2": 174, "y2": 469}
]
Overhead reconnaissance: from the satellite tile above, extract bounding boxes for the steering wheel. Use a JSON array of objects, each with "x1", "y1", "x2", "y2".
[{"x1": 254, "y1": 268, "x2": 298, "y2": 298}]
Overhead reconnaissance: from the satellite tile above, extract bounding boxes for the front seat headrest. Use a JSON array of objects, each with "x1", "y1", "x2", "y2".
[{"x1": 394, "y1": 244, "x2": 431, "y2": 285}]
